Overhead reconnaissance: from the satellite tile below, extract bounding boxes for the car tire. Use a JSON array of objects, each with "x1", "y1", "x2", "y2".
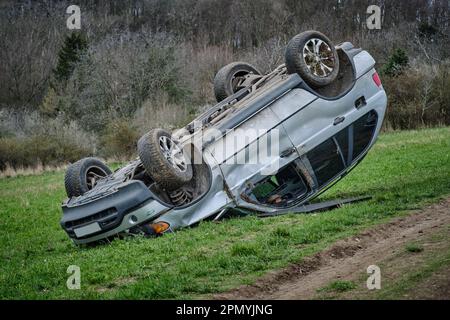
[
  {"x1": 285, "y1": 31, "x2": 340, "y2": 88},
  {"x1": 137, "y1": 128, "x2": 193, "y2": 191},
  {"x1": 213, "y1": 62, "x2": 261, "y2": 102},
  {"x1": 64, "y1": 157, "x2": 112, "y2": 198}
]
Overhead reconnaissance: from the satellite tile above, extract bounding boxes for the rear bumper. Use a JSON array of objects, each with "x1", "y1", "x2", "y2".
[{"x1": 60, "y1": 180, "x2": 171, "y2": 244}]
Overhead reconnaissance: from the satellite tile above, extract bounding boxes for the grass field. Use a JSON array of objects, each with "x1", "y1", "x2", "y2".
[{"x1": 0, "y1": 127, "x2": 449, "y2": 299}]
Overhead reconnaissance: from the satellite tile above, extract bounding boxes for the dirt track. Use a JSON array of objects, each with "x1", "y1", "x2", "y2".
[{"x1": 215, "y1": 197, "x2": 450, "y2": 300}]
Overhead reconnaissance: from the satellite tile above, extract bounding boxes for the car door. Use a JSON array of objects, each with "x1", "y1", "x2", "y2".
[
  {"x1": 207, "y1": 105, "x2": 299, "y2": 199},
  {"x1": 271, "y1": 90, "x2": 354, "y2": 157}
]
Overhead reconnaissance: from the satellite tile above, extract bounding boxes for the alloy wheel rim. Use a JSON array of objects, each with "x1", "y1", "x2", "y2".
[
  {"x1": 159, "y1": 135, "x2": 187, "y2": 172},
  {"x1": 302, "y1": 38, "x2": 336, "y2": 77}
]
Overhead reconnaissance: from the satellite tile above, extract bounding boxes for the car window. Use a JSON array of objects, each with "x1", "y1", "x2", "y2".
[
  {"x1": 307, "y1": 110, "x2": 378, "y2": 187},
  {"x1": 307, "y1": 138, "x2": 345, "y2": 186},
  {"x1": 352, "y1": 110, "x2": 378, "y2": 160},
  {"x1": 334, "y1": 127, "x2": 350, "y2": 165},
  {"x1": 247, "y1": 162, "x2": 309, "y2": 207}
]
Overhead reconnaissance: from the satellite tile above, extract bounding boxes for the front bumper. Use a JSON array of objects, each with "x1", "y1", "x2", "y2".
[{"x1": 60, "y1": 180, "x2": 171, "y2": 244}]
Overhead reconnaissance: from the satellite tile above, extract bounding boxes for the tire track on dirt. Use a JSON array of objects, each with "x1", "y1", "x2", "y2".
[{"x1": 214, "y1": 197, "x2": 450, "y2": 299}]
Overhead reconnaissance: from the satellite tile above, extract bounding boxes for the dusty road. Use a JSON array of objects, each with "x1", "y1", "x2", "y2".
[{"x1": 215, "y1": 197, "x2": 450, "y2": 300}]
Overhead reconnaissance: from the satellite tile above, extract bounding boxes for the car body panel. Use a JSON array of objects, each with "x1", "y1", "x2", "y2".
[{"x1": 277, "y1": 70, "x2": 383, "y2": 157}]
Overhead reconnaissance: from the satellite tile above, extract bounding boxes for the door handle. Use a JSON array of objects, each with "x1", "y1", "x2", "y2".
[
  {"x1": 355, "y1": 96, "x2": 366, "y2": 109},
  {"x1": 280, "y1": 147, "x2": 296, "y2": 158},
  {"x1": 333, "y1": 116, "x2": 345, "y2": 125}
]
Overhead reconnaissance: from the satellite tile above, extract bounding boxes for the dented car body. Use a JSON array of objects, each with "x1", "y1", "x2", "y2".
[{"x1": 61, "y1": 39, "x2": 387, "y2": 245}]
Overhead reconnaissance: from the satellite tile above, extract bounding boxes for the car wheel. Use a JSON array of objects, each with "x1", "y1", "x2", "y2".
[
  {"x1": 285, "y1": 31, "x2": 340, "y2": 88},
  {"x1": 137, "y1": 128, "x2": 193, "y2": 191},
  {"x1": 213, "y1": 62, "x2": 261, "y2": 102},
  {"x1": 64, "y1": 157, "x2": 112, "y2": 198}
]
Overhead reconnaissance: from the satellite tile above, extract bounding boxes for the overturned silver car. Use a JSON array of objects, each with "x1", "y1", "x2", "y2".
[{"x1": 60, "y1": 31, "x2": 387, "y2": 244}]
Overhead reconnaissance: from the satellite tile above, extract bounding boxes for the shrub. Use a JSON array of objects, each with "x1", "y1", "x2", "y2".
[
  {"x1": 382, "y1": 48, "x2": 409, "y2": 76},
  {"x1": 418, "y1": 22, "x2": 439, "y2": 38},
  {"x1": 382, "y1": 62, "x2": 450, "y2": 130},
  {"x1": 0, "y1": 135, "x2": 91, "y2": 171},
  {"x1": 133, "y1": 93, "x2": 196, "y2": 133},
  {"x1": 100, "y1": 119, "x2": 140, "y2": 159},
  {"x1": 39, "y1": 87, "x2": 61, "y2": 117},
  {"x1": 0, "y1": 110, "x2": 96, "y2": 170}
]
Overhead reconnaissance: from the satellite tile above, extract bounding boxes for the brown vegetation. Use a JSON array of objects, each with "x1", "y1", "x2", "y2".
[{"x1": 0, "y1": 0, "x2": 449, "y2": 170}]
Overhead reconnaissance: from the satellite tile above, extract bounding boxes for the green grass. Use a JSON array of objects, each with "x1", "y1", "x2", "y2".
[
  {"x1": 405, "y1": 243, "x2": 424, "y2": 253},
  {"x1": 377, "y1": 252, "x2": 450, "y2": 299},
  {"x1": 318, "y1": 280, "x2": 356, "y2": 293},
  {"x1": 375, "y1": 229, "x2": 450, "y2": 300},
  {"x1": 0, "y1": 127, "x2": 449, "y2": 299}
]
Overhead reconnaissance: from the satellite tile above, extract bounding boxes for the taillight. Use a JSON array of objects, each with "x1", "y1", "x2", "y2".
[{"x1": 372, "y1": 72, "x2": 382, "y2": 87}]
